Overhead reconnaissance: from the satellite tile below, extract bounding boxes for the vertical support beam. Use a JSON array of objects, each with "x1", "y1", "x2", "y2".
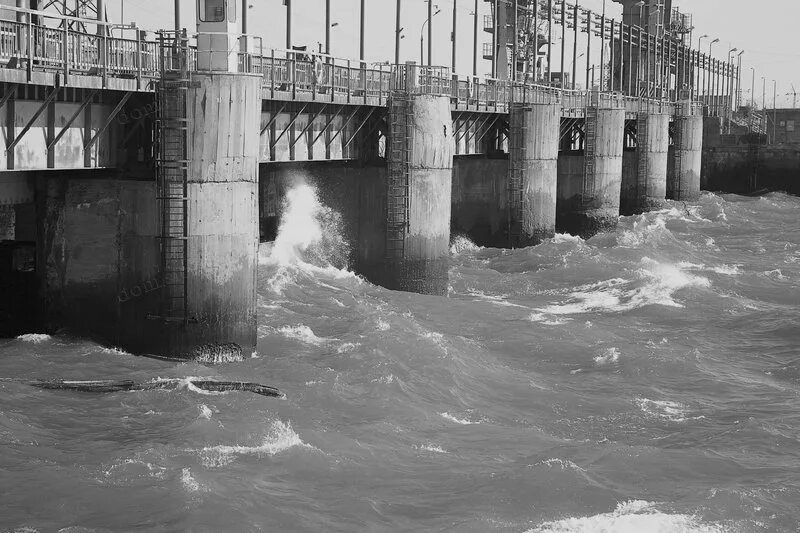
[
  {"x1": 492, "y1": 0, "x2": 498, "y2": 78},
  {"x1": 572, "y1": 4, "x2": 578, "y2": 90},
  {"x1": 547, "y1": 0, "x2": 553, "y2": 83},
  {"x1": 5, "y1": 87, "x2": 15, "y2": 170},
  {"x1": 511, "y1": 0, "x2": 517, "y2": 81},
  {"x1": 325, "y1": 0, "x2": 330, "y2": 54},
  {"x1": 585, "y1": 10, "x2": 591, "y2": 91},
  {"x1": 560, "y1": 0, "x2": 566, "y2": 88},
  {"x1": 83, "y1": 95, "x2": 92, "y2": 168},
  {"x1": 427, "y1": 0, "x2": 432, "y2": 67},
  {"x1": 47, "y1": 93, "x2": 56, "y2": 168}
]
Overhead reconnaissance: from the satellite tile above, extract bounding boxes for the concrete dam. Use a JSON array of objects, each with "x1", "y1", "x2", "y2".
[{"x1": 0, "y1": 0, "x2": 739, "y2": 358}]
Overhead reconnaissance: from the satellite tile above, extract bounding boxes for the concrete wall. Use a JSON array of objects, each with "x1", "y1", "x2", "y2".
[
  {"x1": 451, "y1": 155, "x2": 508, "y2": 247},
  {"x1": 556, "y1": 152, "x2": 585, "y2": 233},
  {"x1": 668, "y1": 113, "x2": 703, "y2": 201},
  {"x1": 702, "y1": 145, "x2": 800, "y2": 195},
  {"x1": 36, "y1": 176, "x2": 160, "y2": 349}
]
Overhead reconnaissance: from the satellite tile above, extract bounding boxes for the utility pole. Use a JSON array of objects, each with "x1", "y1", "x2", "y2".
[
  {"x1": 174, "y1": 0, "x2": 179, "y2": 33},
  {"x1": 325, "y1": 0, "x2": 330, "y2": 54},
  {"x1": 360, "y1": 0, "x2": 365, "y2": 63},
  {"x1": 427, "y1": 0, "x2": 433, "y2": 66},
  {"x1": 395, "y1": 0, "x2": 401, "y2": 65},
  {"x1": 286, "y1": 0, "x2": 292, "y2": 50},
  {"x1": 773, "y1": 80, "x2": 777, "y2": 144},
  {"x1": 473, "y1": 0, "x2": 478, "y2": 76}
]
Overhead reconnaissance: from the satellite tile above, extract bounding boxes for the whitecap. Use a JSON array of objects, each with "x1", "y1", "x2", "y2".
[
  {"x1": 532, "y1": 458, "x2": 585, "y2": 472},
  {"x1": 636, "y1": 398, "x2": 704, "y2": 423},
  {"x1": 375, "y1": 319, "x2": 390, "y2": 332},
  {"x1": 552, "y1": 233, "x2": 584, "y2": 244},
  {"x1": 197, "y1": 420, "x2": 313, "y2": 468},
  {"x1": 416, "y1": 444, "x2": 447, "y2": 454},
  {"x1": 98, "y1": 346, "x2": 132, "y2": 356},
  {"x1": 450, "y1": 235, "x2": 482, "y2": 254},
  {"x1": 534, "y1": 259, "x2": 709, "y2": 317},
  {"x1": 526, "y1": 500, "x2": 725, "y2": 533},
  {"x1": 181, "y1": 468, "x2": 201, "y2": 492},
  {"x1": 593, "y1": 347, "x2": 620, "y2": 366},
  {"x1": 711, "y1": 264, "x2": 741, "y2": 276},
  {"x1": 336, "y1": 342, "x2": 360, "y2": 354},
  {"x1": 440, "y1": 412, "x2": 474, "y2": 425},
  {"x1": 198, "y1": 405, "x2": 213, "y2": 420},
  {"x1": 763, "y1": 269, "x2": 787, "y2": 280},
  {"x1": 16, "y1": 333, "x2": 51, "y2": 344},
  {"x1": 278, "y1": 325, "x2": 326, "y2": 345}
]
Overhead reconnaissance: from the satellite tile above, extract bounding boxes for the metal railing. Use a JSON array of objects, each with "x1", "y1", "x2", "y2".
[{"x1": 0, "y1": 6, "x2": 702, "y2": 114}]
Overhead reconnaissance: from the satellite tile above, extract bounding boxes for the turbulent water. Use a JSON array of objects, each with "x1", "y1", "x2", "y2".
[{"x1": 2, "y1": 185, "x2": 800, "y2": 532}]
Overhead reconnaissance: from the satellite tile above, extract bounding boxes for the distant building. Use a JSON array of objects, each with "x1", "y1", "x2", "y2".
[{"x1": 766, "y1": 109, "x2": 800, "y2": 145}]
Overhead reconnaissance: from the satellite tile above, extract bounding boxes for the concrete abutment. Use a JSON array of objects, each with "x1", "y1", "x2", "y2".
[{"x1": 620, "y1": 113, "x2": 670, "y2": 215}]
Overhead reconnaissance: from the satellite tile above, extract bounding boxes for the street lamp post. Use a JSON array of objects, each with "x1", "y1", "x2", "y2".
[
  {"x1": 697, "y1": 34, "x2": 708, "y2": 100},
  {"x1": 726, "y1": 47, "x2": 738, "y2": 129},
  {"x1": 708, "y1": 38, "x2": 719, "y2": 112},
  {"x1": 421, "y1": 6, "x2": 442, "y2": 66}
]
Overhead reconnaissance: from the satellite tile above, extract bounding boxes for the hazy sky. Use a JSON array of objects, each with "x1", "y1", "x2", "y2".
[{"x1": 109, "y1": 0, "x2": 798, "y2": 106}]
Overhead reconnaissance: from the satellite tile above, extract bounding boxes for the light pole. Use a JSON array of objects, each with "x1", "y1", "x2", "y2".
[
  {"x1": 735, "y1": 50, "x2": 744, "y2": 110},
  {"x1": 709, "y1": 38, "x2": 719, "y2": 110},
  {"x1": 421, "y1": 6, "x2": 441, "y2": 66},
  {"x1": 726, "y1": 48, "x2": 737, "y2": 124},
  {"x1": 698, "y1": 35, "x2": 708, "y2": 99}
]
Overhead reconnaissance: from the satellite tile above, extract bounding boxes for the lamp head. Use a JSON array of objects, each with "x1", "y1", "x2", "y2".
[{"x1": 711, "y1": 38, "x2": 720, "y2": 44}]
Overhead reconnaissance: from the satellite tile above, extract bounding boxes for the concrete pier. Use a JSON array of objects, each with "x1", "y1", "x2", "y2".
[
  {"x1": 508, "y1": 102, "x2": 561, "y2": 246},
  {"x1": 558, "y1": 101, "x2": 625, "y2": 237},
  {"x1": 668, "y1": 102, "x2": 704, "y2": 201},
  {"x1": 620, "y1": 113, "x2": 670, "y2": 215},
  {"x1": 175, "y1": 73, "x2": 262, "y2": 356},
  {"x1": 360, "y1": 93, "x2": 454, "y2": 295}
]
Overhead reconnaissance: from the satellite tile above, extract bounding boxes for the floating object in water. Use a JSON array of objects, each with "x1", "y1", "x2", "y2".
[{"x1": 0, "y1": 378, "x2": 283, "y2": 398}]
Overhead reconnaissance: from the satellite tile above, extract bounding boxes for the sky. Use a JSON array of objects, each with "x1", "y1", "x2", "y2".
[{"x1": 101, "y1": 0, "x2": 800, "y2": 106}]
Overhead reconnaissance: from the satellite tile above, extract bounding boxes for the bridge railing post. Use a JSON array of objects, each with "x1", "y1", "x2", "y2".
[
  {"x1": 347, "y1": 59, "x2": 351, "y2": 104},
  {"x1": 62, "y1": 22, "x2": 69, "y2": 85},
  {"x1": 26, "y1": 15, "x2": 32, "y2": 82},
  {"x1": 135, "y1": 30, "x2": 142, "y2": 90}
]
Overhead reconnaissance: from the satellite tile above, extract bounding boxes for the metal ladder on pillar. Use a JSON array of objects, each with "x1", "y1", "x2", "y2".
[
  {"x1": 636, "y1": 114, "x2": 649, "y2": 201},
  {"x1": 508, "y1": 105, "x2": 527, "y2": 245},
  {"x1": 386, "y1": 92, "x2": 413, "y2": 261},
  {"x1": 154, "y1": 32, "x2": 190, "y2": 324},
  {"x1": 673, "y1": 119, "x2": 684, "y2": 196},
  {"x1": 582, "y1": 108, "x2": 598, "y2": 203}
]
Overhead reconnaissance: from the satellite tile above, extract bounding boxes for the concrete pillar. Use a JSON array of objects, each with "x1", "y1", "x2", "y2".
[
  {"x1": 508, "y1": 102, "x2": 561, "y2": 246},
  {"x1": 620, "y1": 113, "x2": 670, "y2": 215},
  {"x1": 360, "y1": 93, "x2": 453, "y2": 295},
  {"x1": 557, "y1": 102, "x2": 625, "y2": 237},
  {"x1": 668, "y1": 101, "x2": 704, "y2": 201},
  {"x1": 174, "y1": 72, "x2": 262, "y2": 356}
]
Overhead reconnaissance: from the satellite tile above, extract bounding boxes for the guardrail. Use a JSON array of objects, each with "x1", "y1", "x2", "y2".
[{"x1": 0, "y1": 9, "x2": 699, "y2": 115}]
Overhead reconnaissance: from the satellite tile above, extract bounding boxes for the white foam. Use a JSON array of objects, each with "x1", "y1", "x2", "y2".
[
  {"x1": 336, "y1": 342, "x2": 360, "y2": 354},
  {"x1": 16, "y1": 333, "x2": 51, "y2": 344},
  {"x1": 552, "y1": 233, "x2": 584, "y2": 244},
  {"x1": 526, "y1": 500, "x2": 726, "y2": 533},
  {"x1": 181, "y1": 468, "x2": 201, "y2": 492},
  {"x1": 533, "y1": 458, "x2": 585, "y2": 473},
  {"x1": 198, "y1": 405, "x2": 213, "y2": 420},
  {"x1": 450, "y1": 235, "x2": 482, "y2": 254},
  {"x1": 593, "y1": 347, "x2": 620, "y2": 366},
  {"x1": 763, "y1": 269, "x2": 787, "y2": 280},
  {"x1": 375, "y1": 319, "x2": 390, "y2": 332},
  {"x1": 636, "y1": 398, "x2": 704, "y2": 423},
  {"x1": 278, "y1": 324, "x2": 326, "y2": 345},
  {"x1": 440, "y1": 412, "x2": 474, "y2": 425},
  {"x1": 711, "y1": 264, "x2": 741, "y2": 276},
  {"x1": 416, "y1": 444, "x2": 447, "y2": 454},
  {"x1": 259, "y1": 181, "x2": 355, "y2": 295},
  {"x1": 534, "y1": 259, "x2": 709, "y2": 317},
  {"x1": 98, "y1": 346, "x2": 132, "y2": 356},
  {"x1": 197, "y1": 420, "x2": 313, "y2": 468}
]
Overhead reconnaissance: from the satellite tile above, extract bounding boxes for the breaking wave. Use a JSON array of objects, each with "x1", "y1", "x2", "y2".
[
  {"x1": 527, "y1": 500, "x2": 726, "y2": 533},
  {"x1": 196, "y1": 420, "x2": 314, "y2": 468}
]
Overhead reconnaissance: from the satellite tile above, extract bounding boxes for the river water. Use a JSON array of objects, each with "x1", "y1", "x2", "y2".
[{"x1": 1, "y1": 186, "x2": 799, "y2": 532}]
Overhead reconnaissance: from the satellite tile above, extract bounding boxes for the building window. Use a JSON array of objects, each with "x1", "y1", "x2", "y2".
[{"x1": 787, "y1": 120, "x2": 795, "y2": 132}]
